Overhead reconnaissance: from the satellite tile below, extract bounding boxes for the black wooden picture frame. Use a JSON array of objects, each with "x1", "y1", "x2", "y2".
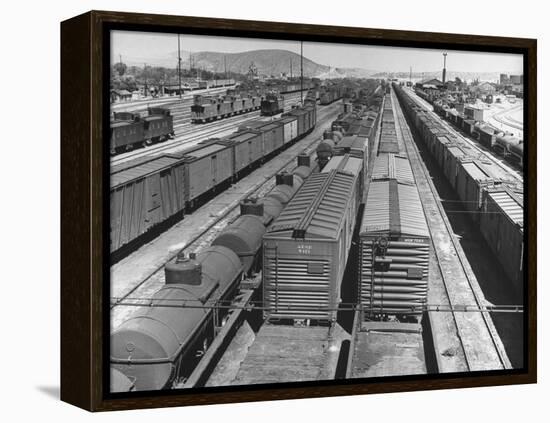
[{"x1": 60, "y1": 10, "x2": 537, "y2": 412}]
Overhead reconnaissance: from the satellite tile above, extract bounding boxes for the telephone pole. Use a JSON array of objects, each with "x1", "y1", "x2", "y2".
[
  {"x1": 300, "y1": 41, "x2": 304, "y2": 105},
  {"x1": 290, "y1": 58, "x2": 293, "y2": 79},
  {"x1": 177, "y1": 34, "x2": 182, "y2": 99},
  {"x1": 224, "y1": 55, "x2": 227, "y2": 79},
  {"x1": 442, "y1": 52, "x2": 448, "y2": 84}
]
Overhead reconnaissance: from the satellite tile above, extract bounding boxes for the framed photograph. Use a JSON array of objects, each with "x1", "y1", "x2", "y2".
[{"x1": 60, "y1": 10, "x2": 536, "y2": 411}]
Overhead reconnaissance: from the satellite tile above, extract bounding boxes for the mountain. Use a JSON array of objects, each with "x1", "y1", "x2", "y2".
[
  {"x1": 121, "y1": 49, "x2": 379, "y2": 79},
  {"x1": 184, "y1": 49, "x2": 331, "y2": 78}
]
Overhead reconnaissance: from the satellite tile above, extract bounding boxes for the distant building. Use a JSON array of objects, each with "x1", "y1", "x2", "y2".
[
  {"x1": 474, "y1": 82, "x2": 496, "y2": 95},
  {"x1": 510, "y1": 74, "x2": 522, "y2": 84},
  {"x1": 464, "y1": 105, "x2": 484, "y2": 121},
  {"x1": 416, "y1": 78, "x2": 444, "y2": 89},
  {"x1": 500, "y1": 73, "x2": 509, "y2": 85},
  {"x1": 110, "y1": 89, "x2": 132, "y2": 103}
]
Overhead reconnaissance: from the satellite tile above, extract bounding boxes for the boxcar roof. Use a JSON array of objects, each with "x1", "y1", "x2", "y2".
[
  {"x1": 111, "y1": 155, "x2": 182, "y2": 187},
  {"x1": 462, "y1": 160, "x2": 517, "y2": 183},
  {"x1": 229, "y1": 131, "x2": 260, "y2": 142},
  {"x1": 488, "y1": 189, "x2": 524, "y2": 229},
  {"x1": 321, "y1": 155, "x2": 363, "y2": 175},
  {"x1": 266, "y1": 170, "x2": 357, "y2": 240},
  {"x1": 372, "y1": 153, "x2": 415, "y2": 185},
  {"x1": 184, "y1": 143, "x2": 228, "y2": 159},
  {"x1": 360, "y1": 180, "x2": 429, "y2": 238}
]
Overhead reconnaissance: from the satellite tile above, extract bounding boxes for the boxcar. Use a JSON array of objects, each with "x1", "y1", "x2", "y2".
[
  {"x1": 110, "y1": 154, "x2": 186, "y2": 253},
  {"x1": 442, "y1": 143, "x2": 476, "y2": 190},
  {"x1": 262, "y1": 159, "x2": 362, "y2": 322},
  {"x1": 477, "y1": 125, "x2": 497, "y2": 149},
  {"x1": 455, "y1": 159, "x2": 518, "y2": 225},
  {"x1": 509, "y1": 142, "x2": 524, "y2": 167},
  {"x1": 278, "y1": 116, "x2": 299, "y2": 144},
  {"x1": 259, "y1": 121, "x2": 284, "y2": 155},
  {"x1": 359, "y1": 179, "x2": 430, "y2": 322},
  {"x1": 479, "y1": 187, "x2": 524, "y2": 294},
  {"x1": 220, "y1": 130, "x2": 264, "y2": 176},
  {"x1": 182, "y1": 141, "x2": 234, "y2": 208}
]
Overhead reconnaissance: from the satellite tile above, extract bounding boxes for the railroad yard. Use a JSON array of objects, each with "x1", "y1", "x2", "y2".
[{"x1": 108, "y1": 42, "x2": 525, "y2": 393}]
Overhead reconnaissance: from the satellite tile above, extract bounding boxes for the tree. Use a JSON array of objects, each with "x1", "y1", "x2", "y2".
[{"x1": 114, "y1": 61, "x2": 127, "y2": 77}]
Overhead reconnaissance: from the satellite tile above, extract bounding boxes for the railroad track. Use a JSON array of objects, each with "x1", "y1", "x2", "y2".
[
  {"x1": 406, "y1": 88, "x2": 523, "y2": 182},
  {"x1": 392, "y1": 90, "x2": 511, "y2": 371},
  {"x1": 110, "y1": 94, "x2": 305, "y2": 166},
  {"x1": 110, "y1": 103, "x2": 341, "y2": 329}
]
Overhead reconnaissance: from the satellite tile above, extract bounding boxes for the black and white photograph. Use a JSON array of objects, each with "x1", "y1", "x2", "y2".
[{"x1": 107, "y1": 30, "x2": 525, "y2": 394}]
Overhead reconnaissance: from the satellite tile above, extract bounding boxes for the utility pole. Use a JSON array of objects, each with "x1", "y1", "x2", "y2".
[
  {"x1": 290, "y1": 58, "x2": 292, "y2": 79},
  {"x1": 409, "y1": 66, "x2": 412, "y2": 85},
  {"x1": 224, "y1": 55, "x2": 227, "y2": 79},
  {"x1": 143, "y1": 62, "x2": 147, "y2": 96},
  {"x1": 300, "y1": 41, "x2": 303, "y2": 105},
  {"x1": 442, "y1": 52, "x2": 448, "y2": 84},
  {"x1": 177, "y1": 34, "x2": 182, "y2": 99}
]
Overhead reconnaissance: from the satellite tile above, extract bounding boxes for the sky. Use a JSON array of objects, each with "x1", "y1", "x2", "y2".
[{"x1": 111, "y1": 30, "x2": 523, "y2": 74}]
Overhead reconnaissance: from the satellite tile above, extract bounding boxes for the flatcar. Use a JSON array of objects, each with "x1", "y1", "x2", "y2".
[
  {"x1": 261, "y1": 92, "x2": 284, "y2": 116},
  {"x1": 110, "y1": 107, "x2": 174, "y2": 155},
  {"x1": 262, "y1": 154, "x2": 363, "y2": 323},
  {"x1": 110, "y1": 153, "x2": 319, "y2": 392}
]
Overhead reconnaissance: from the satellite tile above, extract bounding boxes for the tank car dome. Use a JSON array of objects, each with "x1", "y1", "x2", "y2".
[{"x1": 164, "y1": 252, "x2": 201, "y2": 285}]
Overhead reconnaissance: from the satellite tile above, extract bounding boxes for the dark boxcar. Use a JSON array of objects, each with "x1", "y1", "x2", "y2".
[
  {"x1": 455, "y1": 159, "x2": 518, "y2": 225},
  {"x1": 479, "y1": 187, "x2": 524, "y2": 294},
  {"x1": 509, "y1": 142, "x2": 524, "y2": 167},
  {"x1": 261, "y1": 93, "x2": 284, "y2": 116},
  {"x1": 110, "y1": 155, "x2": 186, "y2": 253},
  {"x1": 478, "y1": 125, "x2": 497, "y2": 149},
  {"x1": 442, "y1": 143, "x2": 477, "y2": 190},
  {"x1": 182, "y1": 141, "x2": 234, "y2": 207},
  {"x1": 359, "y1": 179, "x2": 430, "y2": 322},
  {"x1": 262, "y1": 160, "x2": 362, "y2": 322}
]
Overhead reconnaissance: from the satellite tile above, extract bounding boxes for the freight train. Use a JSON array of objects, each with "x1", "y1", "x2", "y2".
[
  {"x1": 191, "y1": 93, "x2": 262, "y2": 123},
  {"x1": 111, "y1": 102, "x2": 317, "y2": 259},
  {"x1": 110, "y1": 107, "x2": 174, "y2": 155},
  {"x1": 428, "y1": 97, "x2": 524, "y2": 169},
  {"x1": 395, "y1": 84, "x2": 524, "y2": 295},
  {"x1": 110, "y1": 149, "x2": 319, "y2": 392}
]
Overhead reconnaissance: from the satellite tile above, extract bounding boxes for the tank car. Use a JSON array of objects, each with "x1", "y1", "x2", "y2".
[{"x1": 110, "y1": 246, "x2": 243, "y2": 392}]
